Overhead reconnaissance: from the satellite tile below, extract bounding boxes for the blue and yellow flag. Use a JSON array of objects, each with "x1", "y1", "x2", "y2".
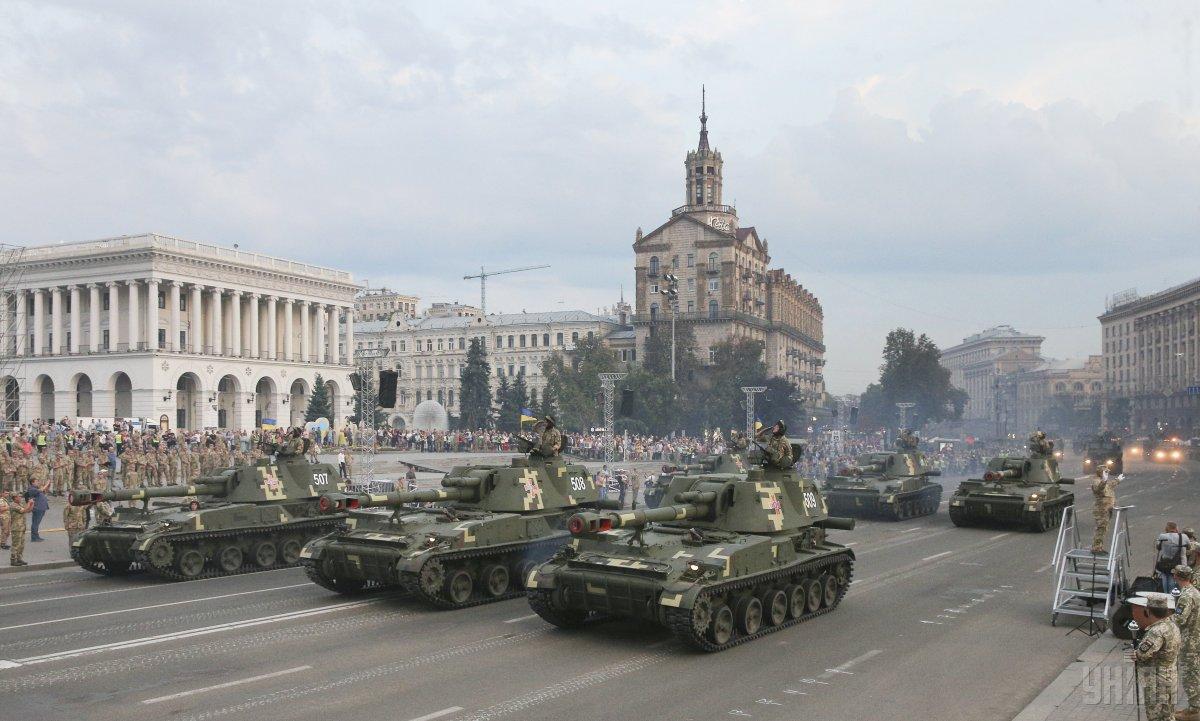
[{"x1": 520, "y1": 407, "x2": 538, "y2": 425}]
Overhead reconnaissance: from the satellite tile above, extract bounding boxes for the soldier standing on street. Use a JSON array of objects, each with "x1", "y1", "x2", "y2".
[
  {"x1": 8, "y1": 490, "x2": 33, "y2": 566},
  {"x1": 755, "y1": 421, "x2": 793, "y2": 469},
  {"x1": 1128, "y1": 592, "x2": 1182, "y2": 721},
  {"x1": 0, "y1": 491, "x2": 11, "y2": 550},
  {"x1": 62, "y1": 490, "x2": 88, "y2": 547},
  {"x1": 1174, "y1": 565, "x2": 1200, "y2": 721},
  {"x1": 1090, "y1": 466, "x2": 1123, "y2": 553}
]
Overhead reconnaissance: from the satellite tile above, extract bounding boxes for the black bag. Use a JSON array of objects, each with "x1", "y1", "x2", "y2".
[
  {"x1": 1129, "y1": 575, "x2": 1159, "y2": 595},
  {"x1": 1155, "y1": 533, "x2": 1185, "y2": 574}
]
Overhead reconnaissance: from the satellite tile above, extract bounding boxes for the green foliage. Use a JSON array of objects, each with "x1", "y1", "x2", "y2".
[
  {"x1": 305, "y1": 374, "x2": 332, "y2": 423},
  {"x1": 458, "y1": 337, "x2": 492, "y2": 429},
  {"x1": 539, "y1": 335, "x2": 620, "y2": 431},
  {"x1": 642, "y1": 321, "x2": 700, "y2": 381},
  {"x1": 857, "y1": 328, "x2": 966, "y2": 431}
]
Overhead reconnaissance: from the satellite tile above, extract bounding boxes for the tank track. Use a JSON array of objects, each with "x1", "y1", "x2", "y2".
[
  {"x1": 827, "y1": 485, "x2": 942, "y2": 521},
  {"x1": 663, "y1": 550, "x2": 854, "y2": 652},
  {"x1": 131, "y1": 518, "x2": 344, "y2": 582},
  {"x1": 70, "y1": 547, "x2": 136, "y2": 576},
  {"x1": 949, "y1": 498, "x2": 1068, "y2": 532},
  {"x1": 398, "y1": 537, "x2": 565, "y2": 610},
  {"x1": 303, "y1": 563, "x2": 389, "y2": 595}
]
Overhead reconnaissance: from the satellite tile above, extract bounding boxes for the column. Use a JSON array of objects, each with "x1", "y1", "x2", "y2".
[
  {"x1": 230, "y1": 290, "x2": 242, "y2": 357},
  {"x1": 169, "y1": 281, "x2": 181, "y2": 352},
  {"x1": 32, "y1": 289, "x2": 45, "y2": 355},
  {"x1": 327, "y1": 305, "x2": 339, "y2": 365},
  {"x1": 346, "y1": 312, "x2": 354, "y2": 364},
  {"x1": 267, "y1": 296, "x2": 279, "y2": 360},
  {"x1": 50, "y1": 287, "x2": 63, "y2": 355},
  {"x1": 190, "y1": 284, "x2": 202, "y2": 353},
  {"x1": 126, "y1": 279, "x2": 140, "y2": 351},
  {"x1": 248, "y1": 293, "x2": 260, "y2": 358},
  {"x1": 69, "y1": 285, "x2": 81, "y2": 354},
  {"x1": 210, "y1": 287, "x2": 223, "y2": 355},
  {"x1": 106, "y1": 282, "x2": 120, "y2": 352},
  {"x1": 0, "y1": 292, "x2": 8, "y2": 356},
  {"x1": 147, "y1": 278, "x2": 160, "y2": 350},
  {"x1": 315, "y1": 304, "x2": 326, "y2": 363},
  {"x1": 284, "y1": 299, "x2": 295, "y2": 361},
  {"x1": 88, "y1": 284, "x2": 100, "y2": 353},
  {"x1": 14, "y1": 290, "x2": 26, "y2": 356},
  {"x1": 299, "y1": 301, "x2": 310, "y2": 362}
]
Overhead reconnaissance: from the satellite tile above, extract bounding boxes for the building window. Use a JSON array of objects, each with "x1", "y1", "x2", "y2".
[
  {"x1": 158, "y1": 293, "x2": 166, "y2": 310},
  {"x1": 458, "y1": 338, "x2": 465, "y2": 350},
  {"x1": 687, "y1": 301, "x2": 695, "y2": 313},
  {"x1": 102, "y1": 295, "x2": 110, "y2": 311},
  {"x1": 508, "y1": 364, "x2": 515, "y2": 376},
  {"x1": 649, "y1": 256, "x2": 660, "y2": 276},
  {"x1": 650, "y1": 283, "x2": 659, "y2": 295},
  {"x1": 687, "y1": 278, "x2": 695, "y2": 291},
  {"x1": 157, "y1": 329, "x2": 166, "y2": 349},
  {"x1": 448, "y1": 390, "x2": 455, "y2": 406},
  {"x1": 686, "y1": 253, "x2": 694, "y2": 268},
  {"x1": 520, "y1": 335, "x2": 527, "y2": 348},
  {"x1": 437, "y1": 365, "x2": 444, "y2": 378},
  {"x1": 650, "y1": 303, "x2": 659, "y2": 320},
  {"x1": 399, "y1": 341, "x2": 406, "y2": 352},
  {"x1": 672, "y1": 255, "x2": 679, "y2": 269},
  {"x1": 571, "y1": 332, "x2": 579, "y2": 345},
  {"x1": 495, "y1": 335, "x2": 502, "y2": 348},
  {"x1": 587, "y1": 331, "x2": 593, "y2": 341},
  {"x1": 708, "y1": 279, "x2": 719, "y2": 292},
  {"x1": 529, "y1": 334, "x2": 536, "y2": 348},
  {"x1": 520, "y1": 365, "x2": 526, "y2": 376},
  {"x1": 542, "y1": 333, "x2": 550, "y2": 346},
  {"x1": 708, "y1": 300, "x2": 719, "y2": 319},
  {"x1": 179, "y1": 330, "x2": 186, "y2": 349},
  {"x1": 508, "y1": 335, "x2": 515, "y2": 348},
  {"x1": 709, "y1": 348, "x2": 717, "y2": 363},
  {"x1": 102, "y1": 329, "x2": 110, "y2": 350},
  {"x1": 708, "y1": 252, "x2": 719, "y2": 272}
]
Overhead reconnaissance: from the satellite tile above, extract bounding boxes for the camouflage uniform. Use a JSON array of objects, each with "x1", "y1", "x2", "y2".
[
  {"x1": 8, "y1": 496, "x2": 28, "y2": 564},
  {"x1": 124, "y1": 452, "x2": 142, "y2": 490},
  {"x1": 534, "y1": 427, "x2": 562, "y2": 458},
  {"x1": 74, "y1": 452, "x2": 92, "y2": 491},
  {"x1": 756, "y1": 429, "x2": 793, "y2": 469},
  {"x1": 1176, "y1": 581, "x2": 1200, "y2": 718},
  {"x1": 1090, "y1": 471, "x2": 1121, "y2": 552},
  {"x1": 62, "y1": 502, "x2": 87, "y2": 546},
  {"x1": 0, "y1": 493, "x2": 10, "y2": 548},
  {"x1": 1136, "y1": 616, "x2": 1182, "y2": 721}
]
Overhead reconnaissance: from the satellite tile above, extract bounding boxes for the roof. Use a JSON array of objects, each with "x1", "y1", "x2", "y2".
[
  {"x1": 605, "y1": 329, "x2": 636, "y2": 340},
  {"x1": 354, "y1": 320, "x2": 390, "y2": 335},
  {"x1": 402, "y1": 310, "x2": 617, "y2": 331}
]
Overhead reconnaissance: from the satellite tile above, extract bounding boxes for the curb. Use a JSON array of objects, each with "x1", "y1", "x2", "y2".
[
  {"x1": 1012, "y1": 635, "x2": 1122, "y2": 721},
  {"x1": 0, "y1": 560, "x2": 77, "y2": 575}
]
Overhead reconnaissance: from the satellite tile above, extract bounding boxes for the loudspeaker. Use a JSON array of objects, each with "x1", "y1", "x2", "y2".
[
  {"x1": 378, "y1": 370, "x2": 398, "y2": 408},
  {"x1": 349, "y1": 372, "x2": 361, "y2": 392},
  {"x1": 850, "y1": 407, "x2": 859, "y2": 424},
  {"x1": 619, "y1": 388, "x2": 635, "y2": 417}
]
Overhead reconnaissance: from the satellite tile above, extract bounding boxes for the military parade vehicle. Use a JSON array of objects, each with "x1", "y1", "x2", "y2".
[
  {"x1": 300, "y1": 445, "x2": 615, "y2": 608},
  {"x1": 822, "y1": 441, "x2": 943, "y2": 520},
  {"x1": 68, "y1": 451, "x2": 347, "y2": 580},
  {"x1": 526, "y1": 442, "x2": 856, "y2": 652},
  {"x1": 948, "y1": 434, "x2": 1074, "y2": 532},
  {"x1": 1082, "y1": 434, "x2": 1123, "y2": 474},
  {"x1": 644, "y1": 452, "x2": 752, "y2": 509}
]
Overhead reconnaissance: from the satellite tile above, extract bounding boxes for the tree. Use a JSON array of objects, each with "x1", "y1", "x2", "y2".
[
  {"x1": 692, "y1": 337, "x2": 770, "y2": 433},
  {"x1": 539, "y1": 335, "x2": 620, "y2": 431},
  {"x1": 757, "y1": 376, "x2": 806, "y2": 433},
  {"x1": 498, "y1": 371, "x2": 529, "y2": 433},
  {"x1": 537, "y1": 376, "x2": 558, "y2": 420},
  {"x1": 305, "y1": 374, "x2": 332, "y2": 423},
  {"x1": 642, "y1": 321, "x2": 700, "y2": 381},
  {"x1": 858, "y1": 329, "x2": 966, "y2": 431},
  {"x1": 458, "y1": 337, "x2": 492, "y2": 429},
  {"x1": 494, "y1": 374, "x2": 511, "y2": 431}
]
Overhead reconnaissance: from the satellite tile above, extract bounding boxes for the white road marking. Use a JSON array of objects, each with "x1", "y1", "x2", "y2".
[
  {"x1": 1035, "y1": 563, "x2": 1055, "y2": 574},
  {"x1": 900, "y1": 527, "x2": 922, "y2": 533},
  {"x1": 844, "y1": 542, "x2": 858, "y2": 547},
  {"x1": 4, "y1": 598, "x2": 377, "y2": 667},
  {"x1": 1164, "y1": 504, "x2": 1175, "y2": 511},
  {"x1": 503, "y1": 614, "x2": 539, "y2": 624},
  {"x1": 818, "y1": 649, "x2": 883, "y2": 678},
  {"x1": 922, "y1": 551, "x2": 952, "y2": 562},
  {"x1": 0, "y1": 583, "x2": 312, "y2": 633},
  {"x1": 141, "y1": 665, "x2": 312, "y2": 705},
  {"x1": 0, "y1": 568, "x2": 291, "y2": 608},
  {"x1": 988, "y1": 533, "x2": 1010, "y2": 540},
  {"x1": 406, "y1": 707, "x2": 465, "y2": 721},
  {"x1": 920, "y1": 620, "x2": 943, "y2": 625},
  {"x1": 0, "y1": 660, "x2": 21, "y2": 669}
]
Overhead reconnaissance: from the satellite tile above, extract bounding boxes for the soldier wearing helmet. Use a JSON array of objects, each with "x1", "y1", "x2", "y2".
[{"x1": 755, "y1": 420, "x2": 793, "y2": 469}]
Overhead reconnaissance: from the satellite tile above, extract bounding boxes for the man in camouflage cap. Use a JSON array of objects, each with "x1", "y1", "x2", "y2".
[
  {"x1": 1175, "y1": 564, "x2": 1200, "y2": 721},
  {"x1": 755, "y1": 421, "x2": 794, "y2": 470},
  {"x1": 1128, "y1": 591, "x2": 1182, "y2": 721}
]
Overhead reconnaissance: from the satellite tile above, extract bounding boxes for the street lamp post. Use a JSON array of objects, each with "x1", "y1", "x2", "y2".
[
  {"x1": 741, "y1": 386, "x2": 767, "y2": 440},
  {"x1": 658, "y1": 274, "x2": 680, "y2": 381},
  {"x1": 599, "y1": 372, "x2": 628, "y2": 464},
  {"x1": 896, "y1": 402, "x2": 915, "y2": 431},
  {"x1": 354, "y1": 347, "x2": 390, "y2": 485}
]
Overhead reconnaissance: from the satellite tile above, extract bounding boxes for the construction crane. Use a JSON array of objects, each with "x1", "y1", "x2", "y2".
[{"x1": 463, "y1": 264, "x2": 550, "y2": 316}]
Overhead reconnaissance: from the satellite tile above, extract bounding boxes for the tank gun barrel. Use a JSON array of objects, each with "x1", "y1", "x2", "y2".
[
  {"x1": 317, "y1": 487, "x2": 471, "y2": 513},
  {"x1": 984, "y1": 469, "x2": 1020, "y2": 482},
  {"x1": 69, "y1": 482, "x2": 227, "y2": 506},
  {"x1": 567, "y1": 503, "x2": 711, "y2": 534}
]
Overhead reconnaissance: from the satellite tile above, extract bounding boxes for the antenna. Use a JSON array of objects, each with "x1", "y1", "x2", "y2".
[{"x1": 462, "y1": 265, "x2": 550, "y2": 315}]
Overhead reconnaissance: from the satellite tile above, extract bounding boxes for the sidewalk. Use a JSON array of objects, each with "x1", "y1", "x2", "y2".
[
  {"x1": 1014, "y1": 631, "x2": 1185, "y2": 721},
  {"x1": 2, "y1": 495, "x2": 76, "y2": 574}
]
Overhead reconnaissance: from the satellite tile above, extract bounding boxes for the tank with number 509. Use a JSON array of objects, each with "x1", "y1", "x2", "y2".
[
  {"x1": 300, "y1": 450, "x2": 614, "y2": 609},
  {"x1": 68, "y1": 449, "x2": 347, "y2": 581}
]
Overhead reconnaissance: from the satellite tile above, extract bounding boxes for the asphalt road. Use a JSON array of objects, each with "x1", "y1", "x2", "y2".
[{"x1": 1, "y1": 457, "x2": 1194, "y2": 721}]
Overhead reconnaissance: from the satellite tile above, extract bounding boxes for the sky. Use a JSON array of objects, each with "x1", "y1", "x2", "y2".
[{"x1": 3, "y1": 1, "x2": 1200, "y2": 394}]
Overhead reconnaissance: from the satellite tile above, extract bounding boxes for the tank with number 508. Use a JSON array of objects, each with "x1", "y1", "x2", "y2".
[
  {"x1": 68, "y1": 449, "x2": 347, "y2": 581},
  {"x1": 300, "y1": 451, "x2": 615, "y2": 608}
]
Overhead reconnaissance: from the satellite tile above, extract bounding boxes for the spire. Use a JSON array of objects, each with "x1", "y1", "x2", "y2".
[{"x1": 698, "y1": 84, "x2": 710, "y2": 151}]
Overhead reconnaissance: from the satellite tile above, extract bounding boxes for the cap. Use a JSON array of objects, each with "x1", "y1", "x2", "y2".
[
  {"x1": 1187, "y1": 528, "x2": 1197, "y2": 538},
  {"x1": 1130, "y1": 592, "x2": 1176, "y2": 610},
  {"x1": 1174, "y1": 564, "x2": 1194, "y2": 580}
]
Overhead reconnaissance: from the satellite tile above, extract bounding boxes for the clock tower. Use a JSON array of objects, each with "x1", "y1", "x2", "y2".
[{"x1": 683, "y1": 86, "x2": 734, "y2": 232}]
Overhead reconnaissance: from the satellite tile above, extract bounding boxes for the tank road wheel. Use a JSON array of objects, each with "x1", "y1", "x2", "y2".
[
  {"x1": 176, "y1": 549, "x2": 206, "y2": 578},
  {"x1": 528, "y1": 588, "x2": 589, "y2": 629},
  {"x1": 949, "y1": 505, "x2": 968, "y2": 527},
  {"x1": 690, "y1": 596, "x2": 714, "y2": 634},
  {"x1": 515, "y1": 560, "x2": 536, "y2": 588},
  {"x1": 419, "y1": 559, "x2": 446, "y2": 596},
  {"x1": 801, "y1": 578, "x2": 822, "y2": 613},
  {"x1": 1029, "y1": 509, "x2": 1049, "y2": 533},
  {"x1": 217, "y1": 545, "x2": 243, "y2": 573},
  {"x1": 280, "y1": 538, "x2": 303, "y2": 565},
  {"x1": 147, "y1": 539, "x2": 174, "y2": 568},
  {"x1": 734, "y1": 595, "x2": 763, "y2": 636},
  {"x1": 482, "y1": 564, "x2": 510, "y2": 598},
  {"x1": 253, "y1": 541, "x2": 277, "y2": 568},
  {"x1": 707, "y1": 604, "x2": 734, "y2": 646},
  {"x1": 445, "y1": 568, "x2": 474, "y2": 606},
  {"x1": 784, "y1": 584, "x2": 805, "y2": 619},
  {"x1": 760, "y1": 589, "x2": 789, "y2": 627},
  {"x1": 819, "y1": 574, "x2": 839, "y2": 608}
]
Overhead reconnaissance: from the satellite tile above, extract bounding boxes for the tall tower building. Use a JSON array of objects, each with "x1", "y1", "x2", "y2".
[{"x1": 685, "y1": 86, "x2": 724, "y2": 209}]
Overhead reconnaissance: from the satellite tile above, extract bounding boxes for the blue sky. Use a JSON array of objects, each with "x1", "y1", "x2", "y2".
[{"x1": 4, "y1": 1, "x2": 1199, "y2": 392}]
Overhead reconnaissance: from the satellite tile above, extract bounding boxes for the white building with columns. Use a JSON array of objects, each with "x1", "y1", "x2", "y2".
[{"x1": 0, "y1": 234, "x2": 358, "y2": 431}]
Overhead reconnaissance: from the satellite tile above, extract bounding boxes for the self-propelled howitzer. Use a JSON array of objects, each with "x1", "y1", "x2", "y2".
[
  {"x1": 299, "y1": 454, "x2": 614, "y2": 608},
  {"x1": 68, "y1": 455, "x2": 347, "y2": 580},
  {"x1": 948, "y1": 453, "x2": 1075, "y2": 531},
  {"x1": 823, "y1": 448, "x2": 943, "y2": 520},
  {"x1": 527, "y1": 460, "x2": 856, "y2": 652}
]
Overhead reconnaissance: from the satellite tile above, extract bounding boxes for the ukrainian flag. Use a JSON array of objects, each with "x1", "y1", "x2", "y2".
[{"x1": 520, "y1": 407, "x2": 538, "y2": 426}]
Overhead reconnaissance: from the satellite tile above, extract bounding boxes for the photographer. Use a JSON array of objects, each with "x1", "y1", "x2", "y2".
[{"x1": 1156, "y1": 522, "x2": 1190, "y2": 594}]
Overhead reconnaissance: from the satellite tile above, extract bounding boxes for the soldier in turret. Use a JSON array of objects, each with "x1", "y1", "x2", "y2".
[
  {"x1": 756, "y1": 421, "x2": 794, "y2": 469},
  {"x1": 896, "y1": 429, "x2": 919, "y2": 451},
  {"x1": 1028, "y1": 430, "x2": 1053, "y2": 457},
  {"x1": 531, "y1": 417, "x2": 562, "y2": 459},
  {"x1": 278, "y1": 428, "x2": 306, "y2": 457},
  {"x1": 729, "y1": 430, "x2": 749, "y2": 452}
]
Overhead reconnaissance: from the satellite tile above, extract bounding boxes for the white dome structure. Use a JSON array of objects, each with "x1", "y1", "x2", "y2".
[{"x1": 412, "y1": 400, "x2": 449, "y2": 431}]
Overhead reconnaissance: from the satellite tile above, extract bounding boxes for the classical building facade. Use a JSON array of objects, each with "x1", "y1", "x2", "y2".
[
  {"x1": 0, "y1": 234, "x2": 357, "y2": 430},
  {"x1": 350, "y1": 309, "x2": 622, "y2": 429},
  {"x1": 354, "y1": 287, "x2": 418, "y2": 323},
  {"x1": 1099, "y1": 279, "x2": 1200, "y2": 433},
  {"x1": 940, "y1": 325, "x2": 1045, "y2": 436},
  {"x1": 999, "y1": 356, "x2": 1104, "y2": 437},
  {"x1": 631, "y1": 97, "x2": 825, "y2": 399}
]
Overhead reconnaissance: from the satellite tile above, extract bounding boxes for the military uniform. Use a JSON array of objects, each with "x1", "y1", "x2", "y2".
[
  {"x1": 1175, "y1": 571, "x2": 1200, "y2": 720},
  {"x1": 534, "y1": 427, "x2": 562, "y2": 458},
  {"x1": 63, "y1": 501, "x2": 87, "y2": 547},
  {"x1": 0, "y1": 494, "x2": 10, "y2": 549},
  {"x1": 1090, "y1": 470, "x2": 1121, "y2": 552},
  {"x1": 756, "y1": 427, "x2": 793, "y2": 469},
  {"x1": 8, "y1": 495, "x2": 29, "y2": 565},
  {"x1": 1134, "y1": 602, "x2": 1182, "y2": 721}
]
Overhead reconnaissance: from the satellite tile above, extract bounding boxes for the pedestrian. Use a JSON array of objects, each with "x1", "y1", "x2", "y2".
[
  {"x1": 1157, "y1": 522, "x2": 1190, "y2": 594},
  {"x1": 1090, "y1": 467, "x2": 1123, "y2": 553},
  {"x1": 1173, "y1": 565, "x2": 1200, "y2": 721},
  {"x1": 1127, "y1": 592, "x2": 1182, "y2": 721},
  {"x1": 0, "y1": 490, "x2": 11, "y2": 550},
  {"x1": 25, "y1": 479, "x2": 49, "y2": 542},
  {"x1": 8, "y1": 489, "x2": 33, "y2": 566}
]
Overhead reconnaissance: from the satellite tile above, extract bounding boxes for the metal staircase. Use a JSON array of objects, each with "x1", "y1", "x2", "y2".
[{"x1": 1049, "y1": 504, "x2": 1133, "y2": 631}]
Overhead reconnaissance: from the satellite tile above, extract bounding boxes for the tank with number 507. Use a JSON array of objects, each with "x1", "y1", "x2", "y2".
[
  {"x1": 300, "y1": 443, "x2": 616, "y2": 608},
  {"x1": 68, "y1": 446, "x2": 347, "y2": 581}
]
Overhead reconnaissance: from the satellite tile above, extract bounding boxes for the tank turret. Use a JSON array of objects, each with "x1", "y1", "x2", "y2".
[
  {"x1": 949, "y1": 448, "x2": 1075, "y2": 531},
  {"x1": 527, "y1": 462, "x2": 856, "y2": 652}
]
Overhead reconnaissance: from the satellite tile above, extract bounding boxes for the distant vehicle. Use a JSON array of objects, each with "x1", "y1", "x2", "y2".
[
  {"x1": 1151, "y1": 440, "x2": 1186, "y2": 464},
  {"x1": 1082, "y1": 435, "x2": 1123, "y2": 474},
  {"x1": 1125, "y1": 437, "x2": 1152, "y2": 459}
]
